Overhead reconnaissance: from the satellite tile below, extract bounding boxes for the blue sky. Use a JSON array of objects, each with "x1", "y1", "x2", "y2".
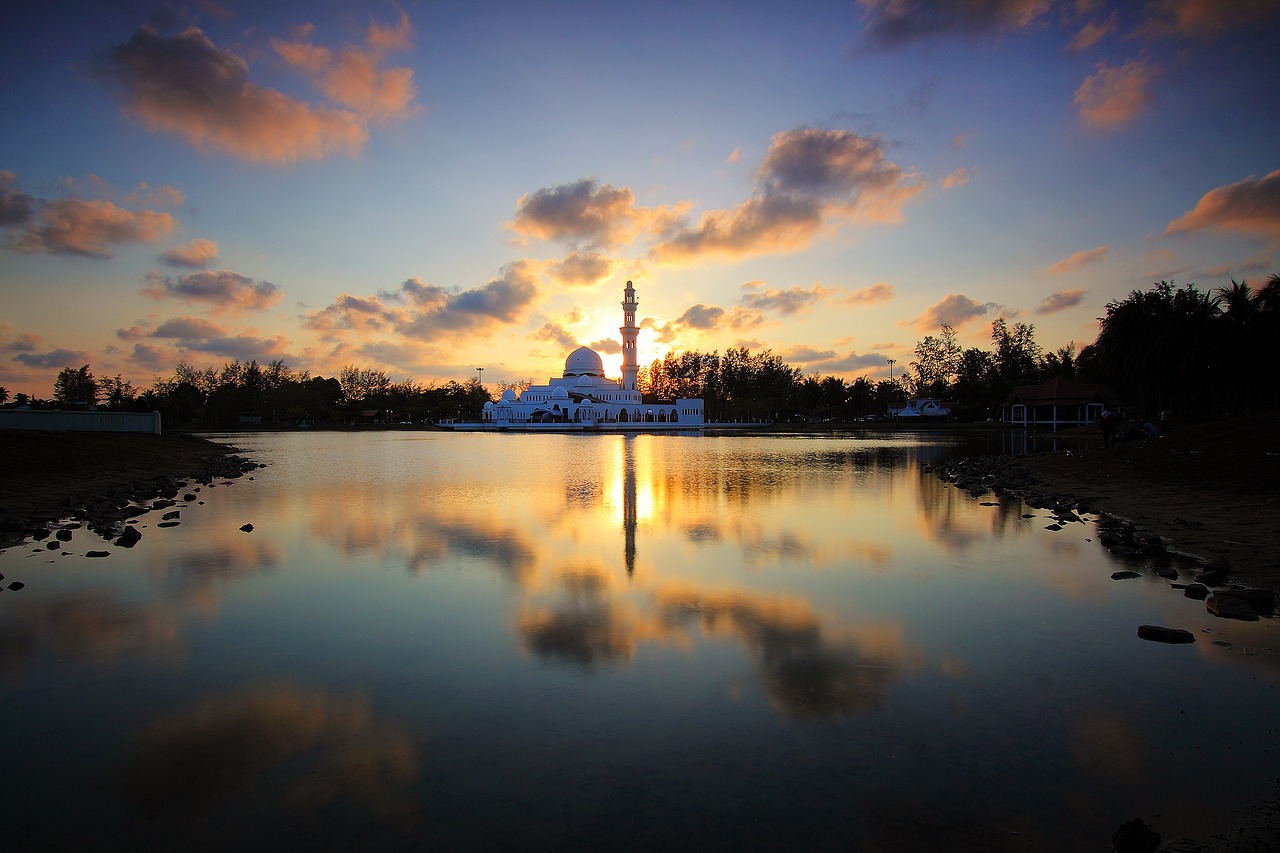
[{"x1": 2, "y1": 0, "x2": 1277, "y2": 395}]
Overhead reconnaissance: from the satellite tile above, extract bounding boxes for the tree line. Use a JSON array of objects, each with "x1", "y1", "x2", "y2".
[{"x1": 3, "y1": 274, "x2": 1274, "y2": 426}]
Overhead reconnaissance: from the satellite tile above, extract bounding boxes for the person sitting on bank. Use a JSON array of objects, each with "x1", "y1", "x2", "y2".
[{"x1": 1100, "y1": 408, "x2": 1119, "y2": 447}]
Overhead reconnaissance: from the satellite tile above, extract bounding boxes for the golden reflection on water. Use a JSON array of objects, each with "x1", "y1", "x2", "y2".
[{"x1": 3, "y1": 431, "x2": 1278, "y2": 850}]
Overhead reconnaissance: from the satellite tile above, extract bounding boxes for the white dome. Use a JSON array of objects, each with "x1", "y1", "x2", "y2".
[
  {"x1": 552, "y1": 386, "x2": 569, "y2": 399},
  {"x1": 500, "y1": 388, "x2": 518, "y2": 402},
  {"x1": 483, "y1": 400, "x2": 494, "y2": 409},
  {"x1": 564, "y1": 346, "x2": 603, "y2": 377},
  {"x1": 575, "y1": 373, "x2": 594, "y2": 387}
]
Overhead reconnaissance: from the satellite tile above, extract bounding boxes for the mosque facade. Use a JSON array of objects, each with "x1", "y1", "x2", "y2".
[{"x1": 481, "y1": 280, "x2": 705, "y2": 428}]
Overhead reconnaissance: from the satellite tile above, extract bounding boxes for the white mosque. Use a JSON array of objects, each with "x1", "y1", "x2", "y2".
[{"x1": 478, "y1": 280, "x2": 705, "y2": 429}]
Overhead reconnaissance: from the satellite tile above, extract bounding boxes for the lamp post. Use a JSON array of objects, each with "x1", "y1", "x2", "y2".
[{"x1": 476, "y1": 366, "x2": 484, "y2": 385}]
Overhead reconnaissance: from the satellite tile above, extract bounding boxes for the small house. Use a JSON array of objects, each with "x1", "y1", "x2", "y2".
[{"x1": 1001, "y1": 378, "x2": 1119, "y2": 431}]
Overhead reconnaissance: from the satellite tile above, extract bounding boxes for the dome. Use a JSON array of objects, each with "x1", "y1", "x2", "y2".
[
  {"x1": 564, "y1": 346, "x2": 603, "y2": 377},
  {"x1": 552, "y1": 386, "x2": 569, "y2": 399},
  {"x1": 500, "y1": 388, "x2": 518, "y2": 403},
  {"x1": 483, "y1": 400, "x2": 494, "y2": 409},
  {"x1": 575, "y1": 373, "x2": 594, "y2": 387}
]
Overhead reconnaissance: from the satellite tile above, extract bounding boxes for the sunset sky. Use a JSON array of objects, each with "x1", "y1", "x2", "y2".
[{"x1": 2, "y1": 0, "x2": 1277, "y2": 396}]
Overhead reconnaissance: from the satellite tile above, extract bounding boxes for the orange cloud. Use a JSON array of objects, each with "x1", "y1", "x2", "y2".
[
  {"x1": 653, "y1": 128, "x2": 923, "y2": 263},
  {"x1": 857, "y1": 0, "x2": 1054, "y2": 46},
  {"x1": 547, "y1": 250, "x2": 615, "y2": 288},
  {"x1": 1067, "y1": 12, "x2": 1117, "y2": 52},
  {"x1": 144, "y1": 269, "x2": 283, "y2": 313},
  {"x1": 1133, "y1": 0, "x2": 1279, "y2": 39},
  {"x1": 101, "y1": 26, "x2": 368, "y2": 164},
  {"x1": 739, "y1": 280, "x2": 832, "y2": 315},
  {"x1": 911, "y1": 293, "x2": 998, "y2": 331},
  {"x1": 272, "y1": 12, "x2": 419, "y2": 122},
  {"x1": 508, "y1": 178, "x2": 683, "y2": 249},
  {"x1": 159, "y1": 237, "x2": 219, "y2": 268},
  {"x1": 306, "y1": 262, "x2": 543, "y2": 344},
  {"x1": 841, "y1": 281, "x2": 896, "y2": 305},
  {"x1": 1074, "y1": 57, "x2": 1159, "y2": 131},
  {"x1": 9, "y1": 197, "x2": 173, "y2": 258},
  {"x1": 941, "y1": 167, "x2": 970, "y2": 189},
  {"x1": 1165, "y1": 170, "x2": 1280, "y2": 238},
  {"x1": 1045, "y1": 245, "x2": 1109, "y2": 274},
  {"x1": 1036, "y1": 288, "x2": 1087, "y2": 314}
]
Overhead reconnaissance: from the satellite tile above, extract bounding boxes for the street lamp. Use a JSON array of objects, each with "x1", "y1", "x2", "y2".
[{"x1": 476, "y1": 366, "x2": 484, "y2": 385}]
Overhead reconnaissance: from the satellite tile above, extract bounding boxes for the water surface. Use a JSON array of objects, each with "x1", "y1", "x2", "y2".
[{"x1": 1, "y1": 431, "x2": 1275, "y2": 851}]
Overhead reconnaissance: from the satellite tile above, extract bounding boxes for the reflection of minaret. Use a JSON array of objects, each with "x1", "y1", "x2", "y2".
[
  {"x1": 623, "y1": 435, "x2": 637, "y2": 575},
  {"x1": 620, "y1": 280, "x2": 638, "y2": 393}
]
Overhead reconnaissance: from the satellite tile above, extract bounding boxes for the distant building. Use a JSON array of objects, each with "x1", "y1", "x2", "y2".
[
  {"x1": 890, "y1": 398, "x2": 952, "y2": 419},
  {"x1": 482, "y1": 280, "x2": 705, "y2": 427},
  {"x1": 1001, "y1": 378, "x2": 1119, "y2": 431}
]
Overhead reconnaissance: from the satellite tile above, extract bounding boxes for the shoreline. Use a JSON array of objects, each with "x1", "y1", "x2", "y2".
[{"x1": 1, "y1": 430, "x2": 258, "y2": 551}]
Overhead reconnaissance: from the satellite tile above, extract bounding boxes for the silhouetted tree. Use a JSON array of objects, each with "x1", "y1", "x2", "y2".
[
  {"x1": 53, "y1": 365, "x2": 98, "y2": 406},
  {"x1": 97, "y1": 374, "x2": 137, "y2": 410}
]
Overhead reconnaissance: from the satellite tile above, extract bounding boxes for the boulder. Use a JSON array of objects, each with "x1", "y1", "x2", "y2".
[
  {"x1": 1207, "y1": 588, "x2": 1275, "y2": 621},
  {"x1": 239, "y1": 523, "x2": 254, "y2": 532},
  {"x1": 1137, "y1": 625, "x2": 1195, "y2": 644},
  {"x1": 115, "y1": 526, "x2": 142, "y2": 548},
  {"x1": 1111, "y1": 571, "x2": 1141, "y2": 580},
  {"x1": 1181, "y1": 583, "x2": 1209, "y2": 600},
  {"x1": 85, "y1": 550, "x2": 110, "y2": 558},
  {"x1": 1111, "y1": 817, "x2": 1161, "y2": 852}
]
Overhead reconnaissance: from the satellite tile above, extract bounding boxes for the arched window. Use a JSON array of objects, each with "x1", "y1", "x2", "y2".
[
  {"x1": 619, "y1": 409, "x2": 629, "y2": 422},
  {"x1": 670, "y1": 408, "x2": 679, "y2": 422}
]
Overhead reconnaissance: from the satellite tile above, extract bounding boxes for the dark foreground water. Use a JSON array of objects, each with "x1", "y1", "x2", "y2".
[{"x1": 1, "y1": 431, "x2": 1275, "y2": 851}]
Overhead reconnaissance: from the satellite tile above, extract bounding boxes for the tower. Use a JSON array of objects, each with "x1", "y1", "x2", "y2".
[{"x1": 620, "y1": 279, "x2": 639, "y2": 392}]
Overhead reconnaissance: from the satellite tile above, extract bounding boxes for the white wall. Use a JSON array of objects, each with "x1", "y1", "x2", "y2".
[{"x1": 0, "y1": 410, "x2": 162, "y2": 434}]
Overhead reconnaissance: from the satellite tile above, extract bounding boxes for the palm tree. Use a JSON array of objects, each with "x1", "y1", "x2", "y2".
[{"x1": 0, "y1": 386, "x2": 8, "y2": 405}]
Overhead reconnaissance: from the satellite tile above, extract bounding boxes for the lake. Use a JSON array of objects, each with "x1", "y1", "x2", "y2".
[{"x1": 1, "y1": 430, "x2": 1276, "y2": 851}]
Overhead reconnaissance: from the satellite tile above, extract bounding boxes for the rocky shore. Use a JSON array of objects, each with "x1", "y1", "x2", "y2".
[{"x1": 0, "y1": 430, "x2": 260, "y2": 553}]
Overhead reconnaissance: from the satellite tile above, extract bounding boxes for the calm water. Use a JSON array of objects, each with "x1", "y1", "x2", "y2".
[{"x1": 2, "y1": 430, "x2": 1276, "y2": 851}]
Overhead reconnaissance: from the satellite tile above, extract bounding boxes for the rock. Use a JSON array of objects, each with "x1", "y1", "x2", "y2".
[
  {"x1": 1195, "y1": 568, "x2": 1228, "y2": 587},
  {"x1": 115, "y1": 526, "x2": 142, "y2": 547},
  {"x1": 239, "y1": 523, "x2": 254, "y2": 532},
  {"x1": 183, "y1": 493, "x2": 197, "y2": 501},
  {"x1": 46, "y1": 541, "x2": 59, "y2": 550},
  {"x1": 32, "y1": 528, "x2": 50, "y2": 540},
  {"x1": 1204, "y1": 554, "x2": 1231, "y2": 573},
  {"x1": 1111, "y1": 817, "x2": 1161, "y2": 852},
  {"x1": 1207, "y1": 588, "x2": 1275, "y2": 621},
  {"x1": 1045, "y1": 523, "x2": 1063, "y2": 531},
  {"x1": 1137, "y1": 625, "x2": 1195, "y2": 644},
  {"x1": 157, "y1": 521, "x2": 180, "y2": 528},
  {"x1": 161, "y1": 510, "x2": 180, "y2": 521},
  {"x1": 7, "y1": 581, "x2": 24, "y2": 591},
  {"x1": 55, "y1": 528, "x2": 73, "y2": 542},
  {"x1": 85, "y1": 550, "x2": 110, "y2": 558},
  {"x1": 1181, "y1": 583, "x2": 1209, "y2": 600},
  {"x1": 1111, "y1": 570, "x2": 1141, "y2": 580},
  {"x1": 1155, "y1": 566, "x2": 1179, "y2": 580}
]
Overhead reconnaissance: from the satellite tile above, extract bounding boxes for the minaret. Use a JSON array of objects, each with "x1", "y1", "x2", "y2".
[{"x1": 620, "y1": 279, "x2": 639, "y2": 393}]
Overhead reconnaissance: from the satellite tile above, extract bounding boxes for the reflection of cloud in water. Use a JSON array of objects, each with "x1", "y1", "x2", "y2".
[
  {"x1": 518, "y1": 563, "x2": 652, "y2": 668},
  {"x1": 0, "y1": 591, "x2": 180, "y2": 677},
  {"x1": 519, "y1": 571, "x2": 917, "y2": 718},
  {"x1": 145, "y1": 535, "x2": 281, "y2": 614},
  {"x1": 123, "y1": 684, "x2": 417, "y2": 828},
  {"x1": 657, "y1": 585, "x2": 915, "y2": 718},
  {"x1": 409, "y1": 520, "x2": 539, "y2": 583},
  {"x1": 1072, "y1": 712, "x2": 1145, "y2": 781}
]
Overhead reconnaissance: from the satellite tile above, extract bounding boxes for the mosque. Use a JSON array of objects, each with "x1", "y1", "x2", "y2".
[{"x1": 480, "y1": 280, "x2": 705, "y2": 428}]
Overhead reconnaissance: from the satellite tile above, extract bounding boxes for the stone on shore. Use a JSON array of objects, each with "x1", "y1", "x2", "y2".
[
  {"x1": 1137, "y1": 625, "x2": 1195, "y2": 644},
  {"x1": 1206, "y1": 588, "x2": 1276, "y2": 621}
]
